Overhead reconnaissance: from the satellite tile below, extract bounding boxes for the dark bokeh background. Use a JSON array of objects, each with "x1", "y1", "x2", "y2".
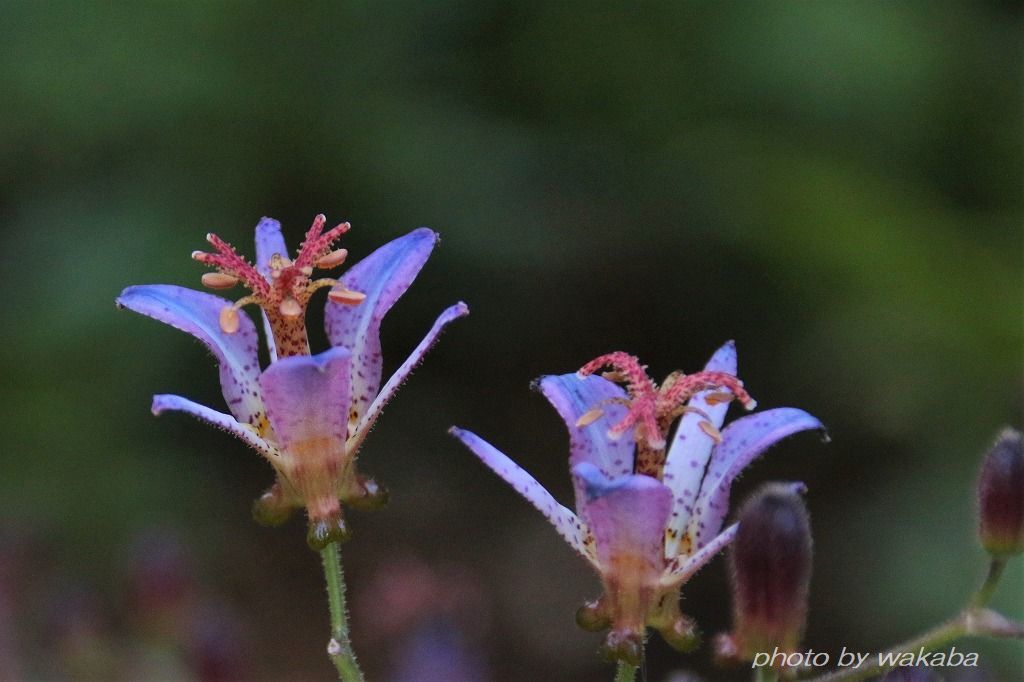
[{"x1": 1, "y1": 2, "x2": 1021, "y2": 680}]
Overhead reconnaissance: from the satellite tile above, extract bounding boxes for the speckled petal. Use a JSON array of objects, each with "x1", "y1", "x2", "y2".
[
  {"x1": 685, "y1": 408, "x2": 824, "y2": 550},
  {"x1": 572, "y1": 462, "x2": 672, "y2": 576},
  {"x1": 151, "y1": 394, "x2": 278, "y2": 461},
  {"x1": 325, "y1": 228, "x2": 437, "y2": 427},
  {"x1": 663, "y1": 341, "x2": 737, "y2": 557},
  {"x1": 450, "y1": 427, "x2": 596, "y2": 565},
  {"x1": 259, "y1": 346, "x2": 352, "y2": 456},
  {"x1": 116, "y1": 285, "x2": 266, "y2": 429},
  {"x1": 664, "y1": 523, "x2": 737, "y2": 586},
  {"x1": 350, "y1": 302, "x2": 469, "y2": 451},
  {"x1": 254, "y1": 217, "x2": 288, "y2": 361},
  {"x1": 538, "y1": 374, "x2": 634, "y2": 479},
  {"x1": 254, "y1": 217, "x2": 289, "y2": 277}
]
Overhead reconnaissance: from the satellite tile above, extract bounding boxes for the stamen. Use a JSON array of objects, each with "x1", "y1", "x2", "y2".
[
  {"x1": 576, "y1": 407, "x2": 604, "y2": 427},
  {"x1": 218, "y1": 295, "x2": 259, "y2": 334},
  {"x1": 279, "y1": 297, "x2": 302, "y2": 318},
  {"x1": 704, "y1": 391, "x2": 735, "y2": 406},
  {"x1": 219, "y1": 306, "x2": 240, "y2": 334},
  {"x1": 317, "y1": 248, "x2": 349, "y2": 269},
  {"x1": 201, "y1": 272, "x2": 239, "y2": 289},
  {"x1": 328, "y1": 287, "x2": 367, "y2": 306},
  {"x1": 699, "y1": 420, "x2": 723, "y2": 444}
]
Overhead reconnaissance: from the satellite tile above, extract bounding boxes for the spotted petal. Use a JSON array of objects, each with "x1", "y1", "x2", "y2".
[
  {"x1": 664, "y1": 523, "x2": 737, "y2": 585},
  {"x1": 685, "y1": 408, "x2": 824, "y2": 550},
  {"x1": 151, "y1": 394, "x2": 279, "y2": 461},
  {"x1": 537, "y1": 374, "x2": 634, "y2": 479},
  {"x1": 572, "y1": 462, "x2": 672, "y2": 578},
  {"x1": 116, "y1": 285, "x2": 266, "y2": 429},
  {"x1": 325, "y1": 228, "x2": 437, "y2": 428},
  {"x1": 349, "y1": 302, "x2": 469, "y2": 452},
  {"x1": 450, "y1": 427, "x2": 596, "y2": 565},
  {"x1": 253, "y1": 217, "x2": 288, "y2": 361},
  {"x1": 254, "y1": 217, "x2": 289, "y2": 277},
  {"x1": 259, "y1": 346, "x2": 352, "y2": 457},
  {"x1": 663, "y1": 340, "x2": 737, "y2": 557}
]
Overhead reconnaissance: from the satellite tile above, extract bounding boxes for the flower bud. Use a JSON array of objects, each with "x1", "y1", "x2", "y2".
[
  {"x1": 600, "y1": 629, "x2": 642, "y2": 667},
  {"x1": 977, "y1": 428, "x2": 1024, "y2": 557},
  {"x1": 728, "y1": 482, "x2": 811, "y2": 660},
  {"x1": 575, "y1": 598, "x2": 611, "y2": 632}
]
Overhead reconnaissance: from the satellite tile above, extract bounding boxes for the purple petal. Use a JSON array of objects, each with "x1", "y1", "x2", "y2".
[
  {"x1": 572, "y1": 462, "x2": 671, "y2": 576},
  {"x1": 253, "y1": 217, "x2": 288, "y2": 361},
  {"x1": 349, "y1": 302, "x2": 469, "y2": 452},
  {"x1": 663, "y1": 341, "x2": 737, "y2": 557},
  {"x1": 152, "y1": 394, "x2": 278, "y2": 460},
  {"x1": 665, "y1": 523, "x2": 737, "y2": 585},
  {"x1": 325, "y1": 228, "x2": 438, "y2": 427},
  {"x1": 537, "y1": 374, "x2": 634, "y2": 479},
  {"x1": 259, "y1": 346, "x2": 352, "y2": 457},
  {"x1": 685, "y1": 408, "x2": 824, "y2": 550},
  {"x1": 450, "y1": 427, "x2": 596, "y2": 565},
  {"x1": 117, "y1": 285, "x2": 266, "y2": 429},
  {"x1": 254, "y1": 217, "x2": 289, "y2": 278}
]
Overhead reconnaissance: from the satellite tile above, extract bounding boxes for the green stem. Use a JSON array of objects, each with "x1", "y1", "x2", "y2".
[
  {"x1": 970, "y1": 558, "x2": 1006, "y2": 609},
  {"x1": 806, "y1": 559, "x2": 1022, "y2": 682},
  {"x1": 806, "y1": 609, "x2": 1023, "y2": 682},
  {"x1": 320, "y1": 542, "x2": 364, "y2": 682},
  {"x1": 614, "y1": 661, "x2": 636, "y2": 682}
]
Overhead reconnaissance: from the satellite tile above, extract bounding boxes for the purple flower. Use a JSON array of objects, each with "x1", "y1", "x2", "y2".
[
  {"x1": 118, "y1": 216, "x2": 468, "y2": 548},
  {"x1": 450, "y1": 342, "x2": 823, "y2": 663}
]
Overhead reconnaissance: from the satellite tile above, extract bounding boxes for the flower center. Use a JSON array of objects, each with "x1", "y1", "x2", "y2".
[
  {"x1": 578, "y1": 351, "x2": 757, "y2": 477},
  {"x1": 192, "y1": 214, "x2": 366, "y2": 357}
]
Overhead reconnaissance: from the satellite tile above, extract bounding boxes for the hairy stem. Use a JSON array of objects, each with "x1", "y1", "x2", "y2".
[
  {"x1": 614, "y1": 660, "x2": 636, "y2": 682},
  {"x1": 806, "y1": 558, "x2": 1022, "y2": 682},
  {"x1": 321, "y1": 542, "x2": 364, "y2": 682}
]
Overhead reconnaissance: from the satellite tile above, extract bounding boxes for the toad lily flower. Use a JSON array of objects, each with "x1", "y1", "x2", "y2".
[
  {"x1": 450, "y1": 342, "x2": 823, "y2": 664},
  {"x1": 118, "y1": 215, "x2": 468, "y2": 549}
]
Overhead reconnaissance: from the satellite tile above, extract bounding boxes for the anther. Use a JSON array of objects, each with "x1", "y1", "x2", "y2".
[
  {"x1": 219, "y1": 306, "x2": 240, "y2": 333},
  {"x1": 328, "y1": 288, "x2": 367, "y2": 306},
  {"x1": 317, "y1": 248, "x2": 348, "y2": 269},
  {"x1": 201, "y1": 272, "x2": 239, "y2": 289},
  {"x1": 576, "y1": 407, "x2": 604, "y2": 427},
  {"x1": 279, "y1": 297, "x2": 302, "y2": 318},
  {"x1": 704, "y1": 392, "x2": 735, "y2": 406},
  {"x1": 699, "y1": 420, "x2": 723, "y2": 444}
]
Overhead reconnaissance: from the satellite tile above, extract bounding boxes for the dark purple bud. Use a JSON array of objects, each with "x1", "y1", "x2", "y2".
[
  {"x1": 729, "y1": 482, "x2": 812, "y2": 659},
  {"x1": 977, "y1": 428, "x2": 1024, "y2": 557}
]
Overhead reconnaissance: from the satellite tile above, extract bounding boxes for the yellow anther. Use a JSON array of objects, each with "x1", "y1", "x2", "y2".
[
  {"x1": 328, "y1": 288, "x2": 367, "y2": 306},
  {"x1": 201, "y1": 272, "x2": 239, "y2": 289},
  {"x1": 576, "y1": 407, "x2": 604, "y2": 427},
  {"x1": 219, "y1": 306, "x2": 240, "y2": 334},
  {"x1": 279, "y1": 297, "x2": 302, "y2": 318},
  {"x1": 317, "y1": 248, "x2": 349, "y2": 269},
  {"x1": 698, "y1": 420, "x2": 723, "y2": 444}
]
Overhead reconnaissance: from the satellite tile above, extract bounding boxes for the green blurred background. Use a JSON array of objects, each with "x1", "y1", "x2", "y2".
[{"x1": 1, "y1": 1, "x2": 1021, "y2": 680}]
